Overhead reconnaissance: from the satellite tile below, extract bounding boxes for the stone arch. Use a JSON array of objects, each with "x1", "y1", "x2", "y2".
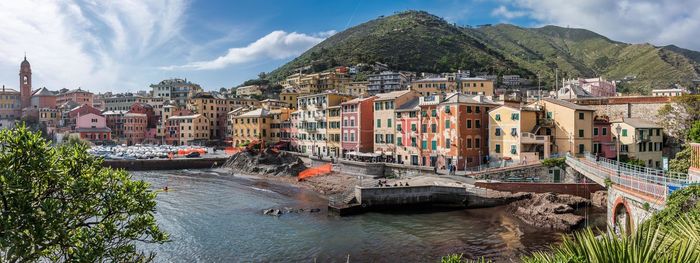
[{"x1": 612, "y1": 196, "x2": 633, "y2": 235}]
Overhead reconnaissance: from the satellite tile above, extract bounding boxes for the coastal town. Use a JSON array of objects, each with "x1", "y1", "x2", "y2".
[
  {"x1": 3, "y1": 4, "x2": 700, "y2": 262},
  {"x1": 2, "y1": 57, "x2": 691, "y2": 172}
]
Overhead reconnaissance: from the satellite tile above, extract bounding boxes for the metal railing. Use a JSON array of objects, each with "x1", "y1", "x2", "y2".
[{"x1": 566, "y1": 153, "x2": 689, "y2": 201}]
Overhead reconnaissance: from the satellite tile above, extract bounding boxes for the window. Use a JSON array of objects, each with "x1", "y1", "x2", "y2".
[
  {"x1": 578, "y1": 144, "x2": 585, "y2": 154},
  {"x1": 411, "y1": 124, "x2": 417, "y2": 131},
  {"x1": 387, "y1": 119, "x2": 392, "y2": 128},
  {"x1": 397, "y1": 137, "x2": 402, "y2": 146},
  {"x1": 495, "y1": 144, "x2": 501, "y2": 153},
  {"x1": 511, "y1": 128, "x2": 518, "y2": 136},
  {"x1": 510, "y1": 145, "x2": 517, "y2": 154},
  {"x1": 466, "y1": 106, "x2": 472, "y2": 113},
  {"x1": 467, "y1": 139, "x2": 472, "y2": 148},
  {"x1": 579, "y1": 129, "x2": 584, "y2": 138},
  {"x1": 475, "y1": 120, "x2": 481, "y2": 128},
  {"x1": 397, "y1": 124, "x2": 402, "y2": 131},
  {"x1": 446, "y1": 139, "x2": 451, "y2": 148},
  {"x1": 376, "y1": 119, "x2": 381, "y2": 128},
  {"x1": 475, "y1": 107, "x2": 480, "y2": 113},
  {"x1": 602, "y1": 128, "x2": 607, "y2": 135},
  {"x1": 422, "y1": 140, "x2": 427, "y2": 149},
  {"x1": 578, "y1": 112, "x2": 584, "y2": 120},
  {"x1": 622, "y1": 129, "x2": 628, "y2": 137},
  {"x1": 546, "y1": 112, "x2": 553, "y2": 119},
  {"x1": 411, "y1": 138, "x2": 417, "y2": 147},
  {"x1": 421, "y1": 124, "x2": 427, "y2": 133},
  {"x1": 495, "y1": 114, "x2": 501, "y2": 121},
  {"x1": 594, "y1": 128, "x2": 599, "y2": 136},
  {"x1": 511, "y1": 113, "x2": 520, "y2": 120},
  {"x1": 445, "y1": 120, "x2": 451, "y2": 129},
  {"x1": 495, "y1": 128, "x2": 501, "y2": 136},
  {"x1": 656, "y1": 129, "x2": 660, "y2": 136},
  {"x1": 431, "y1": 124, "x2": 437, "y2": 133},
  {"x1": 431, "y1": 140, "x2": 437, "y2": 150},
  {"x1": 467, "y1": 120, "x2": 472, "y2": 129},
  {"x1": 431, "y1": 109, "x2": 437, "y2": 117},
  {"x1": 475, "y1": 138, "x2": 481, "y2": 148},
  {"x1": 375, "y1": 134, "x2": 382, "y2": 143},
  {"x1": 386, "y1": 134, "x2": 394, "y2": 144}
]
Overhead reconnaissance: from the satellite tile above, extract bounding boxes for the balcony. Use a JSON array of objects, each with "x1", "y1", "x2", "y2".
[{"x1": 521, "y1": 132, "x2": 549, "y2": 144}]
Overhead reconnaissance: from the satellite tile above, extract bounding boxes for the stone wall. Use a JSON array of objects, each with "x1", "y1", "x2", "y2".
[
  {"x1": 474, "y1": 182, "x2": 605, "y2": 198},
  {"x1": 355, "y1": 185, "x2": 468, "y2": 207},
  {"x1": 103, "y1": 157, "x2": 228, "y2": 171},
  {"x1": 589, "y1": 103, "x2": 667, "y2": 122},
  {"x1": 606, "y1": 186, "x2": 662, "y2": 233}
]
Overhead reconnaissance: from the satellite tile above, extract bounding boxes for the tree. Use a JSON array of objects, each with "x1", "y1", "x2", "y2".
[
  {"x1": 0, "y1": 126, "x2": 168, "y2": 262},
  {"x1": 689, "y1": 120, "x2": 700, "y2": 143}
]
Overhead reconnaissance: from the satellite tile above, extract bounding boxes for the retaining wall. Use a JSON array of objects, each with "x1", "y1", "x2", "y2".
[
  {"x1": 474, "y1": 182, "x2": 605, "y2": 198},
  {"x1": 355, "y1": 185, "x2": 468, "y2": 207},
  {"x1": 102, "y1": 157, "x2": 228, "y2": 171}
]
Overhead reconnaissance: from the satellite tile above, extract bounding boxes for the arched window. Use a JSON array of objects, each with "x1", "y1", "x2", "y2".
[{"x1": 23, "y1": 76, "x2": 28, "y2": 85}]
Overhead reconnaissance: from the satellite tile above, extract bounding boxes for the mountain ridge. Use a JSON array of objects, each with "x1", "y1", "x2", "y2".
[{"x1": 266, "y1": 10, "x2": 700, "y2": 94}]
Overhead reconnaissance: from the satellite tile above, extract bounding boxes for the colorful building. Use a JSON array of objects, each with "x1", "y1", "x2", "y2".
[
  {"x1": 74, "y1": 113, "x2": 111, "y2": 143},
  {"x1": 0, "y1": 86, "x2": 21, "y2": 127},
  {"x1": 340, "y1": 96, "x2": 376, "y2": 156},
  {"x1": 123, "y1": 113, "x2": 148, "y2": 145},
  {"x1": 611, "y1": 118, "x2": 664, "y2": 168},
  {"x1": 412, "y1": 77, "x2": 494, "y2": 97},
  {"x1": 593, "y1": 115, "x2": 616, "y2": 159},
  {"x1": 395, "y1": 98, "x2": 420, "y2": 165},
  {"x1": 295, "y1": 92, "x2": 354, "y2": 156},
  {"x1": 232, "y1": 108, "x2": 270, "y2": 146},
  {"x1": 165, "y1": 114, "x2": 210, "y2": 146},
  {"x1": 56, "y1": 88, "x2": 93, "y2": 107},
  {"x1": 373, "y1": 90, "x2": 418, "y2": 161},
  {"x1": 326, "y1": 106, "x2": 342, "y2": 157}
]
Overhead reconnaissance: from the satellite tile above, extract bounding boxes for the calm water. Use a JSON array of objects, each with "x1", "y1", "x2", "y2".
[{"x1": 135, "y1": 169, "x2": 604, "y2": 263}]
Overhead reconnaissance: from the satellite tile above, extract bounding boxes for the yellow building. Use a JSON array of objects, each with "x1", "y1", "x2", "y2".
[
  {"x1": 373, "y1": 90, "x2": 418, "y2": 158},
  {"x1": 341, "y1": 81, "x2": 368, "y2": 97},
  {"x1": 326, "y1": 105, "x2": 342, "y2": 157},
  {"x1": 295, "y1": 71, "x2": 351, "y2": 94},
  {"x1": 269, "y1": 108, "x2": 292, "y2": 144},
  {"x1": 232, "y1": 108, "x2": 271, "y2": 146},
  {"x1": 611, "y1": 118, "x2": 664, "y2": 168},
  {"x1": 280, "y1": 88, "x2": 303, "y2": 109},
  {"x1": 412, "y1": 77, "x2": 494, "y2": 96},
  {"x1": 171, "y1": 114, "x2": 210, "y2": 145},
  {"x1": 188, "y1": 92, "x2": 232, "y2": 140},
  {"x1": 532, "y1": 98, "x2": 595, "y2": 155},
  {"x1": 236, "y1": 85, "x2": 263, "y2": 97},
  {"x1": 488, "y1": 105, "x2": 550, "y2": 162}
]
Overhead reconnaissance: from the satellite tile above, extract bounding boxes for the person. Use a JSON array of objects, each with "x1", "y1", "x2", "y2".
[
  {"x1": 405, "y1": 182, "x2": 409, "y2": 186},
  {"x1": 434, "y1": 165, "x2": 438, "y2": 174},
  {"x1": 399, "y1": 182, "x2": 403, "y2": 186},
  {"x1": 393, "y1": 183, "x2": 397, "y2": 187},
  {"x1": 330, "y1": 156, "x2": 335, "y2": 164},
  {"x1": 163, "y1": 186, "x2": 169, "y2": 192}
]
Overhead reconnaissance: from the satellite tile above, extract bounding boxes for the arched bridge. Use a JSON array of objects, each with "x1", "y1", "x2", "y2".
[{"x1": 566, "y1": 153, "x2": 689, "y2": 234}]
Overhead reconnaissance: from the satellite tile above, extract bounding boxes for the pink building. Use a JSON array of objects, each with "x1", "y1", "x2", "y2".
[
  {"x1": 66, "y1": 104, "x2": 102, "y2": 130},
  {"x1": 75, "y1": 113, "x2": 111, "y2": 143},
  {"x1": 593, "y1": 115, "x2": 616, "y2": 159},
  {"x1": 128, "y1": 102, "x2": 157, "y2": 128},
  {"x1": 340, "y1": 96, "x2": 375, "y2": 157},
  {"x1": 57, "y1": 88, "x2": 93, "y2": 107},
  {"x1": 578, "y1": 77, "x2": 616, "y2": 97}
]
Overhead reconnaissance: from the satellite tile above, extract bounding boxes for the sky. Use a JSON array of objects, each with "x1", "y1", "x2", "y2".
[{"x1": 0, "y1": 0, "x2": 698, "y2": 93}]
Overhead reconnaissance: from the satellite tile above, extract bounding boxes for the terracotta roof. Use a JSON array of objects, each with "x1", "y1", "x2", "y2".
[
  {"x1": 237, "y1": 108, "x2": 269, "y2": 118},
  {"x1": 396, "y1": 97, "x2": 420, "y2": 111}
]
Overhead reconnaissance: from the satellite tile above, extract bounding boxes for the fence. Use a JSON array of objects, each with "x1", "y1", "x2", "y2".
[{"x1": 566, "y1": 153, "x2": 689, "y2": 201}]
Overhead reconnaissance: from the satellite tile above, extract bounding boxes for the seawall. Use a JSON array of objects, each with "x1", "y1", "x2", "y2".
[
  {"x1": 102, "y1": 157, "x2": 228, "y2": 171},
  {"x1": 474, "y1": 182, "x2": 605, "y2": 199}
]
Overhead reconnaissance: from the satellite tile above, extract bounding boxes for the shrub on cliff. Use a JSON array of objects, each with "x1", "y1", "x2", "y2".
[{"x1": 0, "y1": 125, "x2": 169, "y2": 262}]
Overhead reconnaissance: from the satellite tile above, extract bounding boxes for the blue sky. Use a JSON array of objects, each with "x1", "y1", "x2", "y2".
[{"x1": 0, "y1": 0, "x2": 697, "y2": 93}]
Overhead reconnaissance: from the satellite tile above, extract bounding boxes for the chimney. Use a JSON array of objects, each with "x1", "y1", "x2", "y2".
[{"x1": 627, "y1": 103, "x2": 632, "y2": 118}]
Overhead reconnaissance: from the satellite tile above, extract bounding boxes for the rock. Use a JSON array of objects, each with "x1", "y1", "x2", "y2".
[
  {"x1": 309, "y1": 208, "x2": 321, "y2": 213},
  {"x1": 591, "y1": 190, "x2": 607, "y2": 208},
  {"x1": 263, "y1": 208, "x2": 282, "y2": 216},
  {"x1": 223, "y1": 150, "x2": 307, "y2": 177},
  {"x1": 508, "y1": 192, "x2": 590, "y2": 231}
]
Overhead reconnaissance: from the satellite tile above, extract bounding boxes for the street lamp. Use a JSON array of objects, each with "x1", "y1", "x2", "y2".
[{"x1": 616, "y1": 124, "x2": 622, "y2": 177}]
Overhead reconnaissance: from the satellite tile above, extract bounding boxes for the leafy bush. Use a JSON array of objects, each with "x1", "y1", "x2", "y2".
[
  {"x1": 541, "y1": 157, "x2": 566, "y2": 169},
  {"x1": 0, "y1": 126, "x2": 168, "y2": 262}
]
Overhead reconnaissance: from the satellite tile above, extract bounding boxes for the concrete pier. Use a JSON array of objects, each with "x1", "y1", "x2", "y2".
[{"x1": 102, "y1": 157, "x2": 228, "y2": 171}]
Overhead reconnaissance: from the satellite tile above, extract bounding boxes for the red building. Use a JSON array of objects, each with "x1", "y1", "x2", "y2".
[
  {"x1": 57, "y1": 88, "x2": 93, "y2": 107},
  {"x1": 19, "y1": 56, "x2": 32, "y2": 110},
  {"x1": 123, "y1": 113, "x2": 148, "y2": 145},
  {"x1": 164, "y1": 108, "x2": 194, "y2": 145},
  {"x1": 340, "y1": 96, "x2": 375, "y2": 157},
  {"x1": 593, "y1": 115, "x2": 616, "y2": 159},
  {"x1": 30, "y1": 87, "x2": 57, "y2": 109},
  {"x1": 128, "y1": 102, "x2": 157, "y2": 128},
  {"x1": 396, "y1": 98, "x2": 420, "y2": 165},
  {"x1": 418, "y1": 93, "x2": 495, "y2": 169}
]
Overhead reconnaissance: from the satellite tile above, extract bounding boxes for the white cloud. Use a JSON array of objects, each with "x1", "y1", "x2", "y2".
[
  {"x1": 162, "y1": 30, "x2": 329, "y2": 71},
  {"x1": 0, "y1": 0, "x2": 187, "y2": 92},
  {"x1": 500, "y1": 0, "x2": 700, "y2": 50},
  {"x1": 491, "y1": 5, "x2": 526, "y2": 20}
]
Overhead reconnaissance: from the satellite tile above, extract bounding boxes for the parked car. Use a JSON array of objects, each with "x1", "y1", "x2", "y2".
[{"x1": 186, "y1": 151, "x2": 201, "y2": 158}]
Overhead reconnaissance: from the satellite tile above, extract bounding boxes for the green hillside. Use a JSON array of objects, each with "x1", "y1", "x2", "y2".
[{"x1": 266, "y1": 10, "x2": 700, "y2": 94}]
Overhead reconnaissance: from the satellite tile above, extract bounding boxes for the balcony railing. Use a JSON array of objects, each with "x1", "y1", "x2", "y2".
[{"x1": 521, "y1": 132, "x2": 549, "y2": 144}]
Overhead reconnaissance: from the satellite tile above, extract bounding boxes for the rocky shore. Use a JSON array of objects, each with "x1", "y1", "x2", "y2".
[
  {"x1": 222, "y1": 149, "x2": 307, "y2": 177},
  {"x1": 508, "y1": 192, "x2": 591, "y2": 231}
]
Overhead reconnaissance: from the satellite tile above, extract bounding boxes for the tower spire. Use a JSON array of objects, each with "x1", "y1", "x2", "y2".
[{"x1": 24, "y1": 51, "x2": 26, "y2": 61}]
